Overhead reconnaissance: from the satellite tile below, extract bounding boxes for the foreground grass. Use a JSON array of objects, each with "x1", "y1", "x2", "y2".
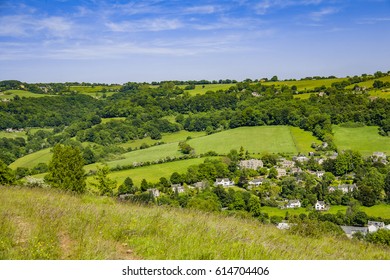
[
  {"x1": 333, "y1": 125, "x2": 390, "y2": 156},
  {"x1": 1, "y1": 186, "x2": 389, "y2": 260}
]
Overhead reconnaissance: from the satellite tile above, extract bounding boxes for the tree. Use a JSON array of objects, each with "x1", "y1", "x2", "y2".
[
  {"x1": 45, "y1": 144, "x2": 86, "y2": 193},
  {"x1": 0, "y1": 159, "x2": 15, "y2": 185},
  {"x1": 93, "y1": 165, "x2": 117, "y2": 196},
  {"x1": 140, "y1": 179, "x2": 148, "y2": 192},
  {"x1": 248, "y1": 196, "x2": 262, "y2": 217},
  {"x1": 385, "y1": 172, "x2": 390, "y2": 202},
  {"x1": 118, "y1": 177, "x2": 136, "y2": 195}
]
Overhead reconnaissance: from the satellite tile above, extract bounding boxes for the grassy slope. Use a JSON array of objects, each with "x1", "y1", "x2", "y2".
[
  {"x1": 183, "y1": 84, "x2": 234, "y2": 95},
  {"x1": 263, "y1": 78, "x2": 346, "y2": 91},
  {"x1": 9, "y1": 148, "x2": 52, "y2": 169},
  {"x1": 1, "y1": 186, "x2": 389, "y2": 260},
  {"x1": 333, "y1": 125, "x2": 390, "y2": 156},
  {"x1": 188, "y1": 126, "x2": 317, "y2": 155},
  {"x1": 0, "y1": 90, "x2": 52, "y2": 100},
  {"x1": 88, "y1": 157, "x2": 209, "y2": 185}
]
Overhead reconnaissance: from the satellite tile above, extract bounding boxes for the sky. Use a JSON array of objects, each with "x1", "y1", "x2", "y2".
[{"x1": 0, "y1": 0, "x2": 390, "y2": 83}]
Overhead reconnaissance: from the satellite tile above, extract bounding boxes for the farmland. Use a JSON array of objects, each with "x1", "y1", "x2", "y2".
[
  {"x1": 9, "y1": 148, "x2": 52, "y2": 169},
  {"x1": 188, "y1": 126, "x2": 318, "y2": 155},
  {"x1": 333, "y1": 125, "x2": 390, "y2": 156},
  {"x1": 0, "y1": 90, "x2": 52, "y2": 99},
  {"x1": 88, "y1": 157, "x2": 210, "y2": 186}
]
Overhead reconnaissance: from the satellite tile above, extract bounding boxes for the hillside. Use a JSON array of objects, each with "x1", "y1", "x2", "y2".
[{"x1": 1, "y1": 186, "x2": 389, "y2": 260}]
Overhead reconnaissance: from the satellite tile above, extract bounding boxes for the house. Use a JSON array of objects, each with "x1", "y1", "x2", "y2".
[
  {"x1": 329, "y1": 184, "x2": 357, "y2": 193},
  {"x1": 215, "y1": 178, "x2": 234, "y2": 187},
  {"x1": 289, "y1": 167, "x2": 302, "y2": 175},
  {"x1": 367, "y1": 221, "x2": 385, "y2": 233},
  {"x1": 248, "y1": 178, "x2": 264, "y2": 188},
  {"x1": 276, "y1": 168, "x2": 287, "y2": 178},
  {"x1": 293, "y1": 155, "x2": 309, "y2": 162},
  {"x1": 340, "y1": 226, "x2": 368, "y2": 238},
  {"x1": 315, "y1": 201, "x2": 328, "y2": 211},
  {"x1": 191, "y1": 180, "x2": 208, "y2": 189},
  {"x1": 277, "y1": 222, "x2": 290, "y2": 230},
  {"x1": 286, "y1": 199, "x2": 301, "y2": 209},
  {"x1": 372, "y1": 152, "x2": 388, "y2": 164},
  {"x1": 280, "y1": 159, "x2": 295, "y2": 168},
  {"x1": 239, "y1": 159, "x2": 263, "y2": 170},
  {"x1": 171, "y1": 184, "x2": 185, "y2": 194},
  {"x1": 316, "y1": 171, "x2": 325, "y2": 178},
  {"x1": 147, "y1": 188, "x2": 160, "y2": 198}
]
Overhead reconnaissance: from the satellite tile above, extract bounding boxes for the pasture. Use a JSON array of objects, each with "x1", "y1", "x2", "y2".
[
  {"x1": 333, "y1": 125, "x2": 390, "y2": 156},
  {"x1": 88, "y1": 157, "x2": 209, "y2": 186},
  {"x1": 182, "y1": 84, "x2": 235, "y2": 95},
  {"x1": 0, "y1": 90, "x2": 52, "y2": 100},
  {"x1": 263, "y1": 77, "x2": 346, "y2": 91},
  {"x1": 188, "y1": 126, "x2": 318, "y2": 155},
  {"x1": 9, "y1": 148, "x2": 52, "y2": 169}
]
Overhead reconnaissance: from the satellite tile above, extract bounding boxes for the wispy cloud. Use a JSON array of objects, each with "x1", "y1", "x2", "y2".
[
  {"x1": 183, "y1": 5, "x2": 224, "y2": 14},
  {"x1": 309, "y1": 7, "x2": 339, "y2": 21},
  {"x1": 357, "y1": 17, "x2": 390, "y2": 24},
  {"x1": 255, "y1": 0, "x2": 323, "y2": 15},
  {"x1": 106, "y1": 18, "x2": 183, "y2": 32}
]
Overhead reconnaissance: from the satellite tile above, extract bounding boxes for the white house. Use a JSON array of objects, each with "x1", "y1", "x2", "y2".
[
  {"x1": 147, "y1": 188, "x2": 160, "y2": 198},
  {"x1": 315, "y1": 201, "x2": 327, "y2": 211},
  {"x1": 248, "y1": 178, "x2": 264, "y2": 188},
  {"x1": 215, "y1": 178, "x2": 234, "y2": 187},
  {"x1": 367, "y1": 221, "x2": 385, "y2": 233},
  {"x1": 286, "y1": 200, "x2": 301, "y2": 209},
  {"x1": 171, "y1": 184, "x2": 185, "y2": 194},
  {"x1": 277, "y1": 222, "x2": 290, "y2": 230},
  {"x1": 276, "y1": 168, "x2": 287, "y2": 178}
]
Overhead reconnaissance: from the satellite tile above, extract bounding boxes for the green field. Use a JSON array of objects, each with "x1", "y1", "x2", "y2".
[
  {"x1": 1, "y1": 186, "x2": 389, "y2": 260},
  {"x1": 263, "y1": 78, "x2": 346, "y2": 91},
  {"x1": 89, "y1": 157, "x2": 209, "y2": 186},
  {"x1": 188, "y1": 126, "x2": 318, "y2": 155},
  {"x1": 0, "y1": 90, "x2": 53, "y2": 100},
  {"x1": 9, "y1": 148, "x2": 52, "y2": 169},
  {"x1": 289, "y1": 126, "x2": 321, "y2": 154},
  {"x1": 87, "y1": 142, "x2": 183, "y2": 171},
  {"x1": 0, "y1": 130, "x2": 26, "y2": 139},
  {"x1": 182, "y1": 84, "x2": 235, "y2": 95},
  {"x1": 101, "y1": 117, "x2": 126, "y2": 124},
  {"x1": 333, "y1": 125, "x2": 390, "y2": 156},
  {"x1": 119, "y1": 130, "x2": 205, "y2": 150}
]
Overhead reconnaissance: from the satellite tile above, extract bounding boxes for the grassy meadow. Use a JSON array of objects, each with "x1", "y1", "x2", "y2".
[
  {"x1": 182, "y1": 84, "x2": 235, "y2": 95},
  {"x1": 333, "y1": 125, "x2": 390, "y2": 156},
  {"x1": 88, "y1": 157, "x2": 210, "y2": 186},
  {"x1": 263, "y1": 78, "x2": 346, "y2": 91},
  {"x1": 9, "y1": 148, "x2": 52, "y2": 169},
  {"x1": 1, "y1": 186, "x2": 389, "y2": 260},
  {"x1": 0, "y1": 90, "x2": 51, "y2": 100},
  {"x1": 188, "y1": 126, "x2": 318, "y2": 155}
]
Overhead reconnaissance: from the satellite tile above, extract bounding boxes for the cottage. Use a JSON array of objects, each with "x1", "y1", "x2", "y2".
[
  {"x1": 171, "y1": 184, "x2": 185, "y2": 194},
  {"x1": 276, "y1": 168, "x2": 287, "y2": 178},
  {"x1": 340, "y1": 226, "x2": 368, "y2": 238},
  {"x1": 276, "y1": 222, "x2": 290, "y2": 230},
  {"x1": 147, "y1": 188, "x2": 160, "y2": 198},
  {"x1": 215, "y1": 178, "x2": 234, "y2": 187},
  {"x1": 191, "y1": 180, "x2": 208, "y2": 189},
  {"x1": 293, "y1": 155, "x2": 309, "y2": 162},
  {"x1": 239, "y1": 159, "x2": 263, "y2": 170},
  {"x1": 315, "y1": 201, "x2": 328, "y2": 211},
  {"x1": 280, "y1": 159, "x2": 295, "y2": 168},
  {"x1": 329, "y1": 184, "x2": 357, "y2": 193},
  {"x1": 289, "y1": 167, "x2": 302, "y2": 175},
  {"x1": 316, "y1": 171, "x2": 325, "y2": 178},
  {"x1": 286, "y1": 199, "x2": 301, "y2": 209},
  {"x1": 367, "y1": 221, "x2": 385, "y2": 233},
  {"x1": 248, "y1": 178, "x2": 264, "y2": 188}
]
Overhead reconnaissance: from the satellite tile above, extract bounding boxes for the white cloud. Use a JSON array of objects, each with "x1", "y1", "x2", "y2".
[
  {"x1": 183, "y1": 5, "x2": 223, "y2": 14},
  {"x1": 106, "y1": 18, "x2": 183, "y2": 32},
  {"x1": 309, "y1": 7, "x2": 339, "y2": 21},
  {"x1": 255, "y1": 0, "x2": 323, "y2": 15}
]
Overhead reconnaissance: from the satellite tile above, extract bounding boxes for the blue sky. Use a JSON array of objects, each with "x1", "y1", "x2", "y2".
[{"x1": 0, "y1": 0, "x2": 389, "y2": 83}]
